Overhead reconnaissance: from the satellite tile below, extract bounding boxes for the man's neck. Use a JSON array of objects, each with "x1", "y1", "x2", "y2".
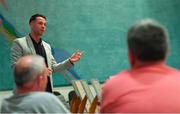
[
  {"x1": 131, "y1": 60, "x2": 166, "y2": 69},
  {"x1": 16, "y1": 88, "x2": 33, "y2": 94},
  {"x1": 15, "y1": 82, "x2": 43, "y2": 94},
  {"x1": 30, "y1": 33, "x2": 41, "y2": 43}
]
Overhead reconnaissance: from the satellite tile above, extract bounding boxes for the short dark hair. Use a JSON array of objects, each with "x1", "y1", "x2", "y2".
[
  {"x1": 127, "y1": 19, "x2": 169, "y2": 62},
  {"x1": 29, "y1": 14, "x2": 46, "y2": 24}
]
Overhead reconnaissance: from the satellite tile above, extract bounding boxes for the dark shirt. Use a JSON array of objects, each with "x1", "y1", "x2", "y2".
[
  {"x1": 29, "y1": 34, "x2": 48, "y2": 67},
  {"x1": 29, "y1": 34, "x2": 52, "y2": 92}
]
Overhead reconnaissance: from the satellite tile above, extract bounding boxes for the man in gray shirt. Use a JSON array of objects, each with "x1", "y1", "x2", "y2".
[{"x1": 1, "y1": 55, "x2": 70, "y2": 113}]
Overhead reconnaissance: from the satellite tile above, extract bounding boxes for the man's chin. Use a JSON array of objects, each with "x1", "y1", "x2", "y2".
[{"x1": 38, "y1": 32, "x2": 45, "y2": 36}]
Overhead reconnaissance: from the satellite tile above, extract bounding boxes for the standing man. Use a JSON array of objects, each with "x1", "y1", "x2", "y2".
[
  {"x1": 1, "y1": 55, "x2": 70, "y2": 113},
  {"x1": 100, "y1": 19, "x2": 180, "y2": 112},
  {"x1": 11, "y1": 14, "x2": 82, "y2": 92}
]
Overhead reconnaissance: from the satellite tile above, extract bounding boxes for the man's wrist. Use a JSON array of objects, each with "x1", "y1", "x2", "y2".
[{"x1": 69, "y1": 59, "x2": 74, "y2": 65}]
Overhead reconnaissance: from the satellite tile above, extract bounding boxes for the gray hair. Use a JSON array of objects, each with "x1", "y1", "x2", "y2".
[
  {"x1": 14, "y1": 55, "x2": 46, "y2": 86},
  {"x1": 127, "y1": 19, "x2": 169, "y2": 62}
]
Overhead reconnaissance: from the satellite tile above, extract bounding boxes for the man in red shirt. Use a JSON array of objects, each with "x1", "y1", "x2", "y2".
[{"x1": 100, "y1": 19, "x2": 180, "y2": 113}]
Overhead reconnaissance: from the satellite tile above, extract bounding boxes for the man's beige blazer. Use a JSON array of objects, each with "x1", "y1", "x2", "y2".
[{"x1": 11, "y1": 35, "x2": 73, "y2": 89}]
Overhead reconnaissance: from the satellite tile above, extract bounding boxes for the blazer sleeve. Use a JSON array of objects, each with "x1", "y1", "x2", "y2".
[
  {"x1": 45, "y1": 43, "x2": 73, "y2": 73},
  {"x1": 11, "y1": 39, "x2": 23, "y2": 68},
  {"x1": 52, "y1": 57, "x2": 73, "y2": 73}
]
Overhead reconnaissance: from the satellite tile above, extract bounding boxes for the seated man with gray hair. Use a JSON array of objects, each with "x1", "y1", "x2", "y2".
[
  {"x1": 0, "y1": 55, "x2": 69, "y2": 113},
  {"x1": 100, "y1": 19, "x2": 180, "y2": 113}
]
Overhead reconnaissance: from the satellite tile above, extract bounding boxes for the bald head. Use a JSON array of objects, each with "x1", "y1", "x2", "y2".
[{"x1": 14, "y1": 55, "x2": 46, "y2": 86}]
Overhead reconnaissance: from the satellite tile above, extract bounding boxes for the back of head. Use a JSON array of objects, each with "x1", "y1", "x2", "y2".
[
  {"x1": 14, "y1": 55, "x2": 46, "y2": 87},
  {"x1": 127, "y1": 19, "x2": 169, "y2": 62}
]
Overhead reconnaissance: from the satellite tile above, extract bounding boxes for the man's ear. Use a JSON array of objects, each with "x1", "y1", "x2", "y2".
[
  {"x1": 35, "y1": 75, "x2": 43, "y2": 88},
  {"x1": 128, "y1": 49, "x2": 135, "y2": 68},
  {"x1": 29, "y1": 21, "x2": 34, "y2": 29}
]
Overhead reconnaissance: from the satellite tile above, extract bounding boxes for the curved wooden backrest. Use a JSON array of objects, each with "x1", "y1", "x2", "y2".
[
  {"x1": 89, "y1": 95, "x2": 98, "y2": 113},
  {"x1": 70, "y1": 95, "x2": 81, "y2": 113},
  {"x1": 78, "y1": 95, "x2": 88, "y2": 113}
]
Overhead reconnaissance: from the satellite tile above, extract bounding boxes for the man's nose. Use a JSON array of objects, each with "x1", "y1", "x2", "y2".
[{"x1": 42, "y1": 25, "x2": 46, "y2": 29}]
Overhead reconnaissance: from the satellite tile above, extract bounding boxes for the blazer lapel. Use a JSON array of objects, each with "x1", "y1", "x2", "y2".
[
  {"x1": 42, "y1": 41, "x2": 51, "y2": 68},
  {"x1": 26, "y1": 35, "x2": 36, "y2": 54}
]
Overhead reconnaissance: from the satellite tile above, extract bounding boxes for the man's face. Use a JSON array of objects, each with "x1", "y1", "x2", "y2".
[{"x1": 30, "y1": 16, "x2": 46, "y2": 36}]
